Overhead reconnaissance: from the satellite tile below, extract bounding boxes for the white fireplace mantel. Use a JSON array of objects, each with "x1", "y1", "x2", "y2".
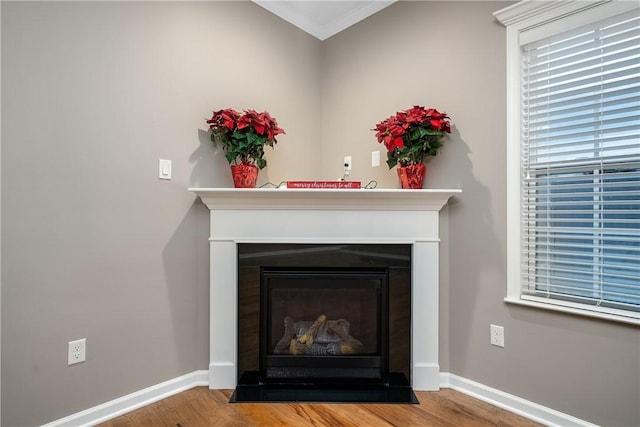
[{"x1": 189, "y1": 188, "x2": 460, "y2": 391}]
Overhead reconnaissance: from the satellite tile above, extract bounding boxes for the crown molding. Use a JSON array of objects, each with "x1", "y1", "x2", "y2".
[
  {"x1": 253, "y1": 1, "x2": 396, "y2": 41},
  {"x1": 493, "y1": 0, "x2": 610, "y2": 28}
]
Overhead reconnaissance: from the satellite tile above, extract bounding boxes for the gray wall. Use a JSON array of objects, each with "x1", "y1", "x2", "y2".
[
  {"x1": 320, "y1": 3, "x2": 638, "y2": 427},
  {"x1": 2, "y1": 2, "x2": 638, "y2": 427},
  {"x1": 1, "y1": 2, "x2": 320, "y2": 425},
  {"x1": 0, "y1": 2, "x2": 3, "y2": 423}
]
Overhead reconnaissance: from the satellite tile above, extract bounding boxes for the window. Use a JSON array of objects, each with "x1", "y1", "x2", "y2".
[{"x1": 495, "y1": 1, "x2": 639, "y2": 323}]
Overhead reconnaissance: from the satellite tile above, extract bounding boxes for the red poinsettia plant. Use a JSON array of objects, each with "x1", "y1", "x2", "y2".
[
  {"x1": 373, "y1": 105, "x2": 451, "y2": 169},
  {"x1": 207, "y1": 108, "x2": 285, "y2": 169}
]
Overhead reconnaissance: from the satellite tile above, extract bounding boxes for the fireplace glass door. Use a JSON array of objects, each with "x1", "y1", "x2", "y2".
[{"x1": 261, "y1": 268, "x2": 388, "y2": 384}]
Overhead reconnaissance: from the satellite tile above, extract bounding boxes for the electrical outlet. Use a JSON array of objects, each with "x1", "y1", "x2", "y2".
[
  {"x1": 68, "y1": 338, "x2": 86, "y2": 365},
  {"x1": 343, "y1": 156, "x2": 352, "y2": 171},
  {"x1": 490, "y1": 324, "x2": 504, "y2": 348}
]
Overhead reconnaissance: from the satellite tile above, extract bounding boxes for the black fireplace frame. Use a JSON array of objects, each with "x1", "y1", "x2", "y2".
[
  {"x1": 232, "y1": 243, "x2": 417, "y2": 404},
  {"x1": 259, "y1": 267, "x2": 389, "y2": 385}
]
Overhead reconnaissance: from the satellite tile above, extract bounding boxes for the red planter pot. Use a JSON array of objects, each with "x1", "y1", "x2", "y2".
[
  {"x1": 397, "y1": 164, "x2": 426, "y2": 189},
  {"x1": 231, "y1": 164, "x2": 259, "y2": 188}
]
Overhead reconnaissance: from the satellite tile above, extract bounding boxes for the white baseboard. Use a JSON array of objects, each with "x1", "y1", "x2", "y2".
[
  {"x1": 440, "y1": 373, "x2": 597, "y2": 427},
  {"x1": 41, "y1": 370, "x2": 209, "y2": 427},
  {"x1": 42, "y1": 370, "x2": 595, "y2": 427},
  {"x1": 412, "y1": 363, "x2": 440, "y2": 391}
]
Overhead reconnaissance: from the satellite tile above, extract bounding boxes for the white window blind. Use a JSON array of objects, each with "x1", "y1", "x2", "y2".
[{"x1": 521, "y1": 10, "x2": 640, "y2": 315}]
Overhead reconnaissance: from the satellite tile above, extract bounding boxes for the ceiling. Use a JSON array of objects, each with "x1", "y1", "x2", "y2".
[{"x1": 252, "y1": 1, "x2": 397, "y2": 41}]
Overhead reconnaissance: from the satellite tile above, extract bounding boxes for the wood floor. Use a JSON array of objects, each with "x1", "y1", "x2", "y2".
[{"x1": 97, "y1": 387, "x2": 543, "y2": 427}]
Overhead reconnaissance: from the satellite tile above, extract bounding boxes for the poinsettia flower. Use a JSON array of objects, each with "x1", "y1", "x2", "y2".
[
  {"x1": 372, "y1": 105, "x2": 452, "y2": 169},
  {"x1": 206, "y1": 107, "x2": 286, "y2": 170},
  {"x1": 266, "y1": 118, "x2": 285, "y2": 140},
  {"x1": 207, "y1": 108, "x2": 240, "y2": 131},
  {"x1": 236, "y1": 109, "x2": 256, "y2": 131},
  {"x1": 406, "y1": 106, "x2": 427, "y2": 124},
  {"x1": 384, "y1": 135, "x2": 405, "y2": 151},
  {"x1": 374, "y1": 117, "x2": 407, "y2": 149}
]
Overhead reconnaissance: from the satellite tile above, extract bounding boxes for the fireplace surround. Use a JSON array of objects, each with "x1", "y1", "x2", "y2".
[{"x1": 189, "y1": 188, "x2": 460, "y2": 393}]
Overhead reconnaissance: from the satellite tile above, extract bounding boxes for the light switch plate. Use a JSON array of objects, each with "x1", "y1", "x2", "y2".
[
  {"x1": 372, "y1": 150, "x2": 381, "y2": 167},
  {"x1": 159, "y1": 159, "x2": 172, "y2": 180}
]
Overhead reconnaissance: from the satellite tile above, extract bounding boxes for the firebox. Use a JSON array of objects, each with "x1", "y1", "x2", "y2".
[
  {"x1": 233, "y1": 243, "x2": 416, "y2": 403},
  {"x1": 261, "y1": 267, "x2": 388, "y2": 384}
]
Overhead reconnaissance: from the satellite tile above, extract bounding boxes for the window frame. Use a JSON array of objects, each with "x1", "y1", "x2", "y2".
[{"x1": 494, "y1": 0, "x2": 640, "y2": 325}]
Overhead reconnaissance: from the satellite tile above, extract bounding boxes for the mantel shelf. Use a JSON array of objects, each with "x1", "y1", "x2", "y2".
[{"x1": 189, "y1": 188, "x2": 462, "y2": 211}]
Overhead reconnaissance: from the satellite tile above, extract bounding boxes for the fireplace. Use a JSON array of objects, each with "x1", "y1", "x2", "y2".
[
  {"x1": 234, "y1": 243, "x2": 414, "y2": 402},
  {"x1": 189, "y1": 188, "x2": 460, "y2": 396}
]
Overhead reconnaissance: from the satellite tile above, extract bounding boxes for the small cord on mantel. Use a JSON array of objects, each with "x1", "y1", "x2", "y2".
[
  {"x1": 259, "y1": 181, "x2": 285, "y2": 188},
  {"x1": 364, "y1": 180, "x2": 378, "y2": 189}
]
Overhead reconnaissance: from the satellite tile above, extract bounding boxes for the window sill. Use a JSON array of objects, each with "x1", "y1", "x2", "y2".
[{"x1": 504, "y1": 297, "x2": 640, "y2": 327}]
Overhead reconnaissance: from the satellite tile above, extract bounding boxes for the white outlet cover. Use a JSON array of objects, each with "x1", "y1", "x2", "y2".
[
  {"x1": 343, "y1": 156, "x2": 352, "y2": 171},
  {"x1": 490, "y1": 324, "x2": 505, "y2": 348},
  {"x1": 68, "y1": 338, "x2": 86, "y2": 365}
]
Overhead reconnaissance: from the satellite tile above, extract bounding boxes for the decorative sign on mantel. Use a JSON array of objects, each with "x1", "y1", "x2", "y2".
[
  {"x1": 189, "y1": 187, "x2": 460, "y2": 392},
  {"x1": 286, "y1": 181, "x2": 361, "y2": 189}
]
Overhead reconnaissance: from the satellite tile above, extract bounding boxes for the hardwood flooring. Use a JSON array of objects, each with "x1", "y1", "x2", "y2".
[{"x1": 97, "y1": 387, "x2": 543, "y2": 427}]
